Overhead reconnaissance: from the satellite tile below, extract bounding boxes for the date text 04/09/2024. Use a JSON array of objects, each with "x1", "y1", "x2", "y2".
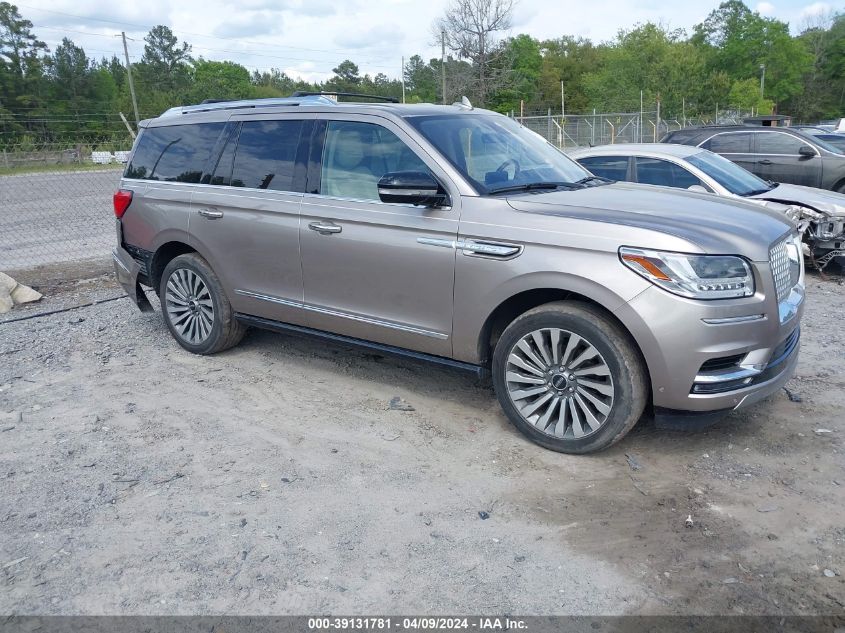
[{"x1": 307, "y1": 617, "x2": 528, "y2": 630}]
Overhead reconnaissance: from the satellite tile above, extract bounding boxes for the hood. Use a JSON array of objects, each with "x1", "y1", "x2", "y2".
[
  {"x1": 749, "y1": 182, "x2": 845, "y2": 217},
  {"x1": 505, "y1": 182, "x2": 793, "y2": 261}
]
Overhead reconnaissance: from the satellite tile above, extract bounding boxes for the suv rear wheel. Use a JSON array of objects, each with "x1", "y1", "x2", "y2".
[
  {"x1": 492, "y1": 301, "x2": 647, "y2": 454},
  {"x1": 160, "y1": 253, "x2": 246, "y2": 354}
]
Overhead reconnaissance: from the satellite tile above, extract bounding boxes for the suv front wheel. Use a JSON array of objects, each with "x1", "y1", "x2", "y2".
[
  {"x1": 492, "y1": 301, "x2": 647, "y2": 454},
  {"x1": 160, "y1": 253, "x2": 246, "y2": 355}
]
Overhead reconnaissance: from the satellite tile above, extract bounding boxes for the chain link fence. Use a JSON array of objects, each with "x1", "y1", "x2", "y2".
[
  {"x1": 516, "y1": 110, "x2": 752, "y2": 149},
  {"x1": 1, "y1": 141, "x2": 129, "y2": 278}
]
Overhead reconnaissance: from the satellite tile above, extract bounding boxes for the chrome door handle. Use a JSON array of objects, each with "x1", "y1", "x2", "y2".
[
  {"x1": 758, "y1": 159, "x2": 773, "y2": 166},
  {"x1": 197, "y1": 209, "x2": 223, "y2": 219},
  {"x1": 460, "y1": 240, "x2": 522, "y2": 258},
  {"x1": 308, "y1": 221, "x2": 342, "y2": 235}
]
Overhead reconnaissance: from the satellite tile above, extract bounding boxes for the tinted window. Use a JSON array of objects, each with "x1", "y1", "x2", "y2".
[
  {"x1": 707, "y1": 133, "x2": 751, "y2": 154},
  {"x1": 756, "y1": 132, "x2": 806, "y2": 155},
  {"x1": 320, "y1": 121, "x2": 429, "y2": 201},
  {"x1": 577, "y1": 156, "x2": 628, "y2": 181},
  {"x1": 126, "y1": 122, "x2": 225, "y2": 182},
  {"x1": 635, "y1": 158, "x2": 703, "y2": 189},
  {"x1": 230, "y1": 120, "x2": 304, "y2": 191},
  {"x1": 209, "y1": 125, "x2": 240, "y2": 186}
]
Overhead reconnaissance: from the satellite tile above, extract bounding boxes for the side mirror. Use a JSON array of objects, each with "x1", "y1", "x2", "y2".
[
  {"x1": 377, "y1": 171, "x2": 447, "y2": 207},
  {"x1": 798, "y1": 145, "x2": 816, "y2": 158},
  {"x1": 687, "y1": 184, "x2": 708, "y2": 193}
]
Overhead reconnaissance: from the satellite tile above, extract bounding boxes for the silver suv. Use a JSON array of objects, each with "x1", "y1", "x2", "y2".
[{"x1": 113, "y1": 94, "x2": 804, "y2": 454}]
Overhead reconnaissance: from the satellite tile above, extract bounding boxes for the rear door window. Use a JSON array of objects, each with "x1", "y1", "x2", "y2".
[
  {"x1": 230, "y1": 120, "x2": 305, "y2": 191},
  {"x1": 125, "y1": 122, "x2": 225, "y2": 182},
  {"x1": 577, "y1": 156, "x2": 629, "y2": 181},
  {"x1": 635, "y1": 157, "x2": 703, "y2": 189},
  {"x1": 706, "y1": 133, "x2": 751, "y2": 154},
  {"x1": 755, "y1": 132, "x2": 807, "y2": 155}
]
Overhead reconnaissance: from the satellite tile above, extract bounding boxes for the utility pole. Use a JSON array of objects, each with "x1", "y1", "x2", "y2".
[
  {"x1": 760, "y1": 63, "x2": 766, "y2": 99},
  {"x1": 121, "y1": 32, "x2": 140, "y2": 127},
  {"x1": 560, "y1": 80, "x2": 565, "y2": 118},
  {"x1": 401, "y1": 56, "x2": 406, "y2": 104},
  {"x1": 441, "y1": 30, "x2": 446, "y2": 105},
  {"x1": 639, "y1": 90, "x2": 644, "y2": 143}
]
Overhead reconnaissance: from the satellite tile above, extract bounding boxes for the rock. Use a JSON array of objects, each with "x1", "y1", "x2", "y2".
[
  {"x1": 723, "y1": 577, "x2": 739, "y2": 584},
  {"x1": 685, "y1": 515, "x2": 694, "y2": 528},
  {"x1": 388, "y1": 396, "x2": 415, "y2": 412},
  {"x1": 783, "y1": 387, "x2": 802, "y2": 403},
  {"x1": 824, "y1": 569, "x2": 837, "y2": 578},
  {"x1": 815, "y1": 429, "x2": 833, "y2": 435},
  {"x1": 625, "y1": 453, "x2": 643, "y2": 471},
  {"x1": 0, "y1": 273, "x2": 14, "y2": 293},
  {"x1": 0, "y1": 289, "x2": 12, "y2": 314},
  {"x1": 757, "y1": 504, "x2": 779, "y2": 513},
  {"x1": 10, "y1": 283, "x2": 41, "y2": 305},
  {"x1": 478, "y1": 510, "x2": 490, "y2": 520}
]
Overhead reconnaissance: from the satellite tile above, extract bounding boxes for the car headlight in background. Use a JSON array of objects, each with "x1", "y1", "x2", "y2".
[{"x1": 619, "y1": 247, "x2": 755, "y2": 300}]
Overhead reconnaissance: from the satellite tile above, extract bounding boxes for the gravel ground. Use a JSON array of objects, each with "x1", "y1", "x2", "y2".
[
  {"x1": 0, "y1": 169, "x2": 120, "y2": 270},
  {"x1": 0, "y1": 271, "x2": 843, "y2": 616}
]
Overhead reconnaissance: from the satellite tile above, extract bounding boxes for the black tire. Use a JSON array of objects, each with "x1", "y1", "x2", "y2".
[
  {"x1": 492, "y1": 301, "x2": 648, "y2": 454},
  {"x1": 159, "y1": 253, "x2": 246, "y2": 355}
]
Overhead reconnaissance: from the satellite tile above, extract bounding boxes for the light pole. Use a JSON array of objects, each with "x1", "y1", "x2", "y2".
[{"x1": 760, "y1": 64, "x2": 766, "y2": 99}]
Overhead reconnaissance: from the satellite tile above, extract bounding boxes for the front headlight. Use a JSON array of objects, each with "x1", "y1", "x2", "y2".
[{"x1": 619, "y1": 247, "x2": 755, "y2": 300}]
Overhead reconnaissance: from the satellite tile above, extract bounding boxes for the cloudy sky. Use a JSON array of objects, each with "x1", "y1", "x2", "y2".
[{"x1": 16, "y1": 0, "x2": 839, "y2": 82}]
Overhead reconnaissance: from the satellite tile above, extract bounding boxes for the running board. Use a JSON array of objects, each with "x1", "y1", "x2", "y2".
[{"x1": 235, "y1": 313, "x2": 488, "y2": 379}]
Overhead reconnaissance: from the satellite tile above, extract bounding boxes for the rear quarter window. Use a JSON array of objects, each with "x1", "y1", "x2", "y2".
[
  {"x1": 577, "y1": 156, "x2": 629, "y2": 181},
  {"x1": 705, "y1": 133, "x2": 751, "y2": 154},
  {"x1": 125, "y1": 122, "x2": 226, "y2": 182}
]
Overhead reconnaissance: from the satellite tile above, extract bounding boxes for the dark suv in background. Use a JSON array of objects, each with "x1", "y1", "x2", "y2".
[{"x1": 662, "y1": 126, "x2": 845, "y2": 192}]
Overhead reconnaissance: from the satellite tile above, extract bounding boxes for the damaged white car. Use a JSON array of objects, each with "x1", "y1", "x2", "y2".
[{"x1": 571, "y1": 144, "x2": 845, "y2": 270}]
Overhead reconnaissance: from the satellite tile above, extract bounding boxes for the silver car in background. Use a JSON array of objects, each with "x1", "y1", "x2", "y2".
[{"x1": 571, "y1": 143, "x2": 845, "y2": 269}]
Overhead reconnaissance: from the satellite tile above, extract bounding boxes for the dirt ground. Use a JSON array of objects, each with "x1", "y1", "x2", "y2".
[{"x1": 0, "y1": 265, "x2": 843, "y2": 616}]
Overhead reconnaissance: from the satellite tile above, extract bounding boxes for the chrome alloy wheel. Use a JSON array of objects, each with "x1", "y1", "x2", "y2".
[
  {"x1": 505, "y1": 328, "x2": 615, "y2": 439},
  {"x1": 165, "y1": 269, "x2": 215, "y2": 345}
]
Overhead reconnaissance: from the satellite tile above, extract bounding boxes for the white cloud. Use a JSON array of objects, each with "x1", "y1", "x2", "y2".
[
  {"x1": 756, "y1": 1, "x2": 776, "y2": 16},
  {"x1": 800, "y1": 1, "x2": 832, "y2": 19},
  {"x1": 18, "y1": 0, "x2": 824, "y2": 83}
]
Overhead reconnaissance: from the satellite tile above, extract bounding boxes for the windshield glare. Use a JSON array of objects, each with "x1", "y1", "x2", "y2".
[
  {"x1": 408, "y1": 114, "x2": 590, "y2": 194},
  {"x1": 687, "y1": 151, "x2": 772, "y2": 196}
]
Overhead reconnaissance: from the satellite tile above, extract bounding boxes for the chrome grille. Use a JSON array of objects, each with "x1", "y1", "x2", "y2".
[{"x1": 770, "y1": 238, "x2": 792, "y2": 302}]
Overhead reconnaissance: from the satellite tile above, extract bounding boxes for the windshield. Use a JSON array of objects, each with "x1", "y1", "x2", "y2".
[
  {"x1": 810, "y1": 134, "x2": 845, "y2": 154},
  {"x1": 687, "y1": 151, "x2": 773, "y2": 196},
  {"x1": 407, "y1": 114, "x2": 591, "y2": 194}
]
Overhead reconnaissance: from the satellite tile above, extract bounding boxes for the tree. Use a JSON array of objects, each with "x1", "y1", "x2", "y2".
[
  {"x1": 580, "y1": 23, "x2": 706, "y2": 117},
  {"x1": 189, "y1": 59, "x2": 252, "y2": 102},
  {"x1": 434, "y1": 0, "x2": 515, "y2": 106},
  {"x1": 326, "y1": 60, "x2": 361, "y2": 92},
  {"x1": 404, "y1": 54, "x2": 437, "y2": 102},
  {"x1": 0, "y1": 1, "x2": 47, "y2": 112},
  {"x1": 488, "y1": 34, "x2": 541, "y2": 113},
  {"x1": 692, "y1": 1, "x2": 812, "y2": 108},
  {"x1": 138, "y1": 25, "x2": 192, "y2": 97}
]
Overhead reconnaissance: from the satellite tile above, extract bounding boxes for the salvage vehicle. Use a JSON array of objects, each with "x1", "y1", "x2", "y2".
[
  {"x1": 113, "y1": 94, "x2": 804, "y2": 454},
  {"x1": 572, "y1": 143, "x2": 845, "y2": 270}
]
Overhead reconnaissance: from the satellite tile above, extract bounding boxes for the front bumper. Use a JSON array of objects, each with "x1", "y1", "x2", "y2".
[{"x1": 613, "y1": 266, "x2": 804, "y2": 414}]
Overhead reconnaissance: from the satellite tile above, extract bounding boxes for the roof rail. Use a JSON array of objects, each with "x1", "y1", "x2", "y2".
[
  {"x1": 159, "y1": 95, "x2": 337, "y2": 118},
  {"x1": 291, "y1": 91, "x2": 399, "y2": 103}
]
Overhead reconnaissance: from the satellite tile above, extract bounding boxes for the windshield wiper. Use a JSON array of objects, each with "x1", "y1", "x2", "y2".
[
  {"x1": 488, "y1": 181, "x2": 584, "y2": 195},
  {"x1": 741, "y1": 181, "x2": 779, "y2": 197},
  {"x1": 577, "y1": 175, "x2": 613, "y2": 186}
]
